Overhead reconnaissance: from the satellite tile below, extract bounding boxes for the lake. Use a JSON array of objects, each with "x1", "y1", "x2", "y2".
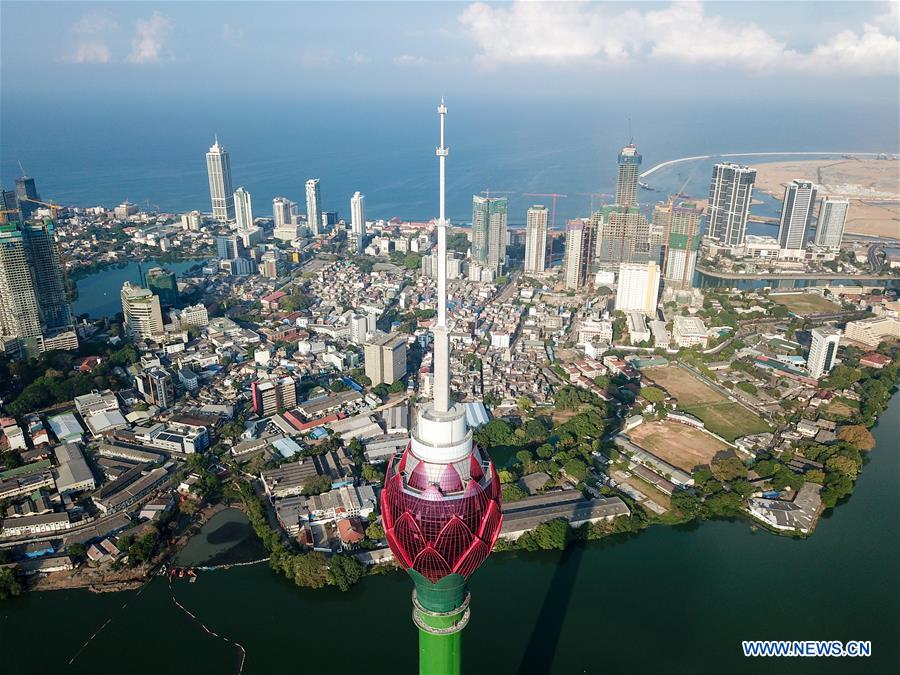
[{"x1": 2, "y1": 393, "x2": 897, "y2": 674}]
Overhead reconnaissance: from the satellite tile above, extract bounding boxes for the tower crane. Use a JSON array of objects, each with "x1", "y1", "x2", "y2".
[{"x1": 522, "y1": 192, "x2": 567, "y2": 268}]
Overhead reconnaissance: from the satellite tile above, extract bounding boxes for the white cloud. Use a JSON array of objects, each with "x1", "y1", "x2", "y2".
[
  {"x1": 223, "y1": 23, "x2": 245, "y2": 47},
  {"x1": 348, "y1": 51, "x2": 371, "y2": 65},
  {"x1": 69, "y1": 42, "x2": 112, "y2": 64},
  {"x1": 393, "y1": 54, "x2": 429, "y2": 66},
  {"x1": 72, "y1": 10, "x2": 119, "y2": 35},
  {"x1": 459, "y1": 0, "x2": 900, "y2": 75},
  {"x1": 127, "y1": 11, "x2": 174, "y2": 64}
]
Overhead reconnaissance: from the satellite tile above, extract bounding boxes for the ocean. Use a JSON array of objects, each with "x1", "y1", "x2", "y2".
[{"x1": 2, "y1": 96, "x2": 897, "y2": 227}]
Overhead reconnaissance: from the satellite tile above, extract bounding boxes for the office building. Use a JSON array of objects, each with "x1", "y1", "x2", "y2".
[
  {"x1": 524, "y1": 205, "x2": 548, "y2": 273},
  {"x1": 364, "y1": 332, "x2": 407, "y2": 385},
  {"x1": 273, "y1": 197, "x2": 293, "y2": 228},
  {"x1": 351, "y1": 191, "x2": 366, "y2": 253},
  {"x1": 594, "y1": 206, "x2": 650, "y2": 269},
  {"x1": 121, "y1": 282, "x2": 163, "y2": 340},
  {"x1": 778, "y1": 180, "x2": 817, "y2": 252},
  {"x1": 0, "y1": 221, "x2": 76, "y2": 357},
  {"x1": 306, "y1": 179, "x2": 323, "y2": 236},
  {"x1": 707, "y1": 163, "x2": 756, "y2": 246},
  {"x1": 216, "y1": 234, "x2": 246, "y2": 261},
  {"x1": 251, "y1": 376, "x2": 298, "y2": 416},
  {"x1": 616, "y1": 261, "x2": 661, "y2": 315},
  {"x1": 615, "y1": 144, "x2": 642, "y2": 207},
  {"x1": 114, "y1": 201, "x2": 139, "y2": 220},
  {"x1": 233, "y1": 186, "x2": 253, "y2": 232},
  {"x1": 662, "y1": 202, "x2": 702, "y2": 289},
  {"x1": 206, "y1": 137, "x2": 234, "y2": 222},
  {"x1": 815, "y1": 197, "x2": 849, "y2": 248},
  {"x1": 136, "y1": 367, "x2": 175, "y2": 408},
  {"x1": 807, "y1": 326, "x2": 841, "y2": 379},
  {"x1": 471, "y1": 195, "x2": 508, "y2": 276},
  {"x1": 146, "y1": 267, "x2": 178, "y2": 307},
  {"x1": 260, "y1": 250, "x2": 282, "y2": 279}
]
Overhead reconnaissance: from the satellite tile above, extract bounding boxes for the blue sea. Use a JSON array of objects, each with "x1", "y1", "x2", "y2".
[{"x1": 2, "y1": 96, "x2": 897, "y2": 228}]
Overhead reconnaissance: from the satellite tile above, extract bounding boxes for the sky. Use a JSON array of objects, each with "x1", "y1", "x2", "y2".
[{"x1": 2, "y1": 1, "x2": 899, "y2": 103}]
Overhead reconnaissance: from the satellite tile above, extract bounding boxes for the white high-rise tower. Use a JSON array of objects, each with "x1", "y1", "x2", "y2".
[
  {"x1": 206, "y1": 137, "x2": 235, "y2": 222},
  {"x1": 233, "y1": 187, "x2": 253, "y2": 232},
  {"x1": 778, "y1": 180, "x2": 817, "y2": 252},
  {"x1": 524, "y1": 205, "x2": 548, "y2": 273},
  {"x1": 306, "y1": 179, "x2": 322, "y2": 236},
  {"x1": 351, "y1": 191, "x2": 366, "y2": 253}
]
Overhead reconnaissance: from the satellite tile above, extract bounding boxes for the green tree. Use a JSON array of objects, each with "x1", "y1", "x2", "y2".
[
  {"x1": 710, "y1": 456, "x2": 747, "y2": 482},
  {"x1": 502, "y1": 484, "x2": 527, "y2": 502},
  {"x1": 327, "y1": 554, "x2": 365, "y2": 591},
  {"x1": 362, "y1": 463, "x2": 385, "y2": 484},
  {"x1": 837, "y1": 425, "x2": 876, "y2": 450},
  {"x1": 302, "y1": 475, "x2": 333, "y2": 496},
  {"x1": 639, "y1": 386, "x2": 666, "y2": 403},
  {"x1": 366, "y1": 521, "x2": 385, "y2": 540},
  {"x1": 563, "y1": 458, "x2": 589, "y2": 482},
  {"x1": 517, "y1": 396, "x2": 534, "y2": 415},
  {"x1": 515, "y1": 450, "x2": 534, "y2": 466},
  {"x1": 66, "y1": 543, "x2": 87, "y2": 562},
  {"x1": 0, "y1": 567, "x2": 22, "y2": 600}
]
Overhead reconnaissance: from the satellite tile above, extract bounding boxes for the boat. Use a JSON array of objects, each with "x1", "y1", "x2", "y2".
[{"x1": 639, "y1": 181, "x2": 655, "y2": 191}]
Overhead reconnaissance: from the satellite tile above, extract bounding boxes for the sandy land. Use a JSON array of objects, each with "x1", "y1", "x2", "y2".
[
  {"x1": 629, "y1": 420, "x2": 728, "y2": 472},
  {"x1": 753, "y1": 158, "x2": 900, "y2": 239}
]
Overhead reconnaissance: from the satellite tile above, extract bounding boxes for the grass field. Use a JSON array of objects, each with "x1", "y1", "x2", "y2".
[
  {"x1": 644, "y1": 365, "x2": 771, "y2": 442},
  {"x1": 629, "y1": 420, "x2": 729, "y2": 472},
  {"x1": 643, "y1": 366, "x2": 725, "y2": 407},
  {"x1": 770, "y1": 293, "x2": 839, "y2": 316}
]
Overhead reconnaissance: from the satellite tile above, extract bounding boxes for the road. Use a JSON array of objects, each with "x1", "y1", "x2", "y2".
[{"x1": 640, "y1": 151, "x2": 888, "y2": 180}]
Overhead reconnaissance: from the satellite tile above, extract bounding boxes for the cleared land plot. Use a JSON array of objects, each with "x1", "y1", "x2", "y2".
[
  {"x1": 629, "y1": 420, "x2": 729, "y2": 472},
  {"x1": 823, "y1": 398, "x2": 859, "y2": 420},
  {"x1": 643, "y1": 366, "x2": 724, "y2": 407},
  {"x1": 645, "y1": 366, "x2": 772, "y2": 441},
  {"x1": 682, "y1": 401, "x2": 772, "y2": 442},
  {"x1": 770, "y1": 293, "x2": 839, "y2": 316}
]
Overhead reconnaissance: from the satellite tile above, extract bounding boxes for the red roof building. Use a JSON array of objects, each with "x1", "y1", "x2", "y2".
[{"x1": 860, "y1": 352, "x2": 891, "y2": 369}]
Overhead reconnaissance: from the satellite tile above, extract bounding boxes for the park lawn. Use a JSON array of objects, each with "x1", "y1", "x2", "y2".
[
  {"x1": 770, "y1": 293, "x2": 839, "y2": 315},
  {"x1": 643, "y1": 366, "x2": 725, "y2": 407},
  {"x1": 682, "y1": 401, "x2": 772, "y2": 442},
  {"x1": 629, "y1": 420, "x2": 729, "y2": 472}
]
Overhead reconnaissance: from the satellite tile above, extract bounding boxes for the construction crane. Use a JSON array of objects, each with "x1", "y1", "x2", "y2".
[
  {"x1": 20, "y1": 197, "x2": 68, "y2": 220},
  {"x1": 0, "y1": 209, "x2": 19, "y2": 224},
  {"x1": 522, "y1": 192, "x2": 567, "y2": 269},
  {"x1": 575, "y1": 192, "x2": 612, "y2": 214}
]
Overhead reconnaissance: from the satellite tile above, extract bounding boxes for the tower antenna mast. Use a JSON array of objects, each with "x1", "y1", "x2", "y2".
[{"x1": 434, "y1": 98, "x2": 450, "y2": 413}]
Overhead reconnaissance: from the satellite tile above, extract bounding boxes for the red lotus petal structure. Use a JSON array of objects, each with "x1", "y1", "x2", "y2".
[{"x1": 382, "y1": 443, "x2": 503, "y2": 583}]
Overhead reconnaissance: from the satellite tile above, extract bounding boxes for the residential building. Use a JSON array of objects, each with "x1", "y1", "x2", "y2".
[
  {"x1": 616, "y1": 261, "x2": 661, "y2": 315},
  {"x1": 233, "y1": 186, "x2": 254, "y2": 232},
  {"x1": 136, "y1": 367, "x2": 175, "y2": 408},
  {"x1": 672, "y1": 315, "x2": 709, "y2": 348},
  {"x1": 121, "y1": 282, "x2": 163, "y2": 339},
  {"x1": 252, "y1": 376, "x2": 298, "y2": 416},
  {"x1": 843, "y1": 316, "x2": 900, "y2": 347},
  {"x1": 146, "y1": 267, "x2": 178, "y2": 307},
  {"x1": 707, "y1": 163, "x2": 756, "y2": 246},
  {"x1": 306, "y1": 179, "x2": 323, "y2": 236},
  {"x1": 778, "y1": 180, "x2": 817, "y2": 252},
  {"x1": 351, "y1": 191, "x2": 366, "y2": 253},
  {"x1": 807, "y1": 326, "x2": 841, "y2": 379},
  {"x1": 524, "y1": 205, "x2": 548, "y2": 273},
  {"x1": 563, "y1": 219, "x2": 596, "y2": 290},
  {"x1": 176, "y1": 303, "x2": 209, "y2": 328},
  {"x1": 471, "y1": 195, "x2": 508, "y2": 276},
  {"x1": 206, "y1": 137, "x2": 235, "y2": 222},
  {"x1": 615, "y1": 143, "x2": 641, "y2": 207},
  {"x1": 815, "y1": 197, "x2": 849, "y2": 248},
  {"x1": 273, "y1": 197, "x2": 301, "y2": 241},
  {"x1": 113, "y1": 201, "x2": 138, "y2": 220},
  {"x1": 364, "y1": 332, "x2": 407, "y2": 385}
]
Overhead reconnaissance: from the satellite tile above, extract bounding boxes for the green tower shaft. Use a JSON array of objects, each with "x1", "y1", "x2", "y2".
[{"x1": 410, "y1": 572, "x2": 470, "y2": 675}]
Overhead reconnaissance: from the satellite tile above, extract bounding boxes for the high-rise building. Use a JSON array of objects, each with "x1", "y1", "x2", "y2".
[
  {"x1": 351, "y1": 191, "x2": 366, "y2": 254},
  {"x1": 815, "y1": 197, "x2": 849, "y2": 248},
  {"x1": 0, "y1": 221, "x2": 76, "y2": 357},
  {"x1": 808, "y1": 326, "x2": 841, "y2": 379},
  {"x1": 233, "y1": 187, "x2": 253, "y2": 232},
  {"x1": 524, "y1": 205, "x2": 548, "y2": 273},
  {"x1": 251, "y1": 376, "x2": 298, "y2": 416},
  {"x1": 615, "y1": 144, "x2": 642, "y2": 207},
  {"x1": 364, "y1": 332, "x2": 407, "y2": 385},
  {"x1": 273, "y1": 197, "x2": 300, "y2": 241},
  {"x1": 471, "y1": 195, "x2": 508, "y2": 276},
  {"x1": 15, "y1": 176, "x2": 40, "y2": 221},
  {"x1": 594, "y1": 205, "x2": 650, "y2": 269},
  {"x1": 616, "y1": 261, "x2": 661, "y2": 315},
  {"x1": 121, "y1": 282, "x2": 163, "y2": 340},
  {"x1": 707, "y1": 163, "x2": 756, "y2": 247},
  {"x1": 662, "y1": 202, "x2": 702, "y2": 289},
  {"x1": 206, "y1": 137, "x2": 234, "y2": 222},
  {"x1": 381, "y1": 101, "x2": 502, "y2": 675},
  {"x1": 778, "y1": 180, "x2": 818, "y2": 251},
  {"x1": 216, "y1": 234, "x2": 245, "y2": 260},
  {"x1": 563, "y1": 221, "x2": 584, "y2": 290},
  {"x1": 306, "y1": 179, "x2": 323, "y2": 236},
  {"x1": 146, "y1": 267, "x2": 178, "y2": 307},
  {"x1": 137, "y1": 367, "x2": 175, "y2": 409}
]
